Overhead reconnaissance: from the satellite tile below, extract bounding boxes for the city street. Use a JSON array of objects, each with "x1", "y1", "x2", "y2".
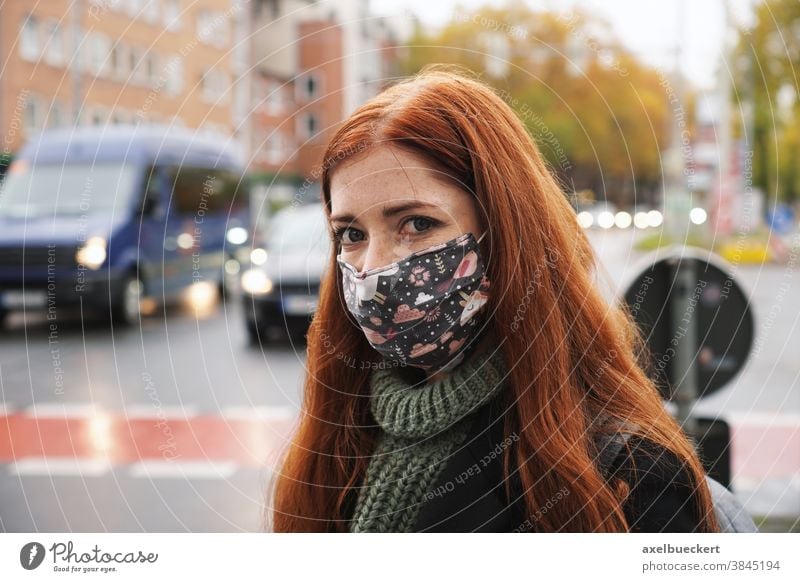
[
  {"x1": 0, "y1": 297, "x2": 306, "y2": 532},
  {"x1": 0, "y1": 229, "x2": 797, "y2": 531}
]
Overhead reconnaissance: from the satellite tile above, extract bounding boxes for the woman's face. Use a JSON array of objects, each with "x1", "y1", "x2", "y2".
[{"x1": 328, "y1": 145, "x2": 483, "y2": 273}]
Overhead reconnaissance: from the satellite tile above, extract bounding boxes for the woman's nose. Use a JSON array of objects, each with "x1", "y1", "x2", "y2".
[{"x1": 359, "y1": 238, "x2": 405, "y2": 273}]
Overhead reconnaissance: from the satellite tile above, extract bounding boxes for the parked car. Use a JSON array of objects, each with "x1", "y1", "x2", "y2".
[
  {"x1": 241, "y1": 202, "x2": 329, "y2": 344},
  {"x1": 0, "y1": 125, "x2": 249, "y2": 326}
]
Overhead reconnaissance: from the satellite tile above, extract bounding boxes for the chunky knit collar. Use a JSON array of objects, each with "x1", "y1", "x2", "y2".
[
  {"x1": 368, "y1": 343, "x2": 508, "y2": 439},
  {"x1": 349, "y1": 341, "x2": 509, "y2": 532}
]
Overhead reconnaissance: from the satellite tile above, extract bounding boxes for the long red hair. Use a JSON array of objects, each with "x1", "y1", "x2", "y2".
[{"x1": 269, "y1": 65, "x2": 719, "y2": 532}]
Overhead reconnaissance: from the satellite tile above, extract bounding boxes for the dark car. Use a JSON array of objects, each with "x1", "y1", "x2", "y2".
[{"x1": 241, "y1": 202, "x2": 329, "y2": 344}]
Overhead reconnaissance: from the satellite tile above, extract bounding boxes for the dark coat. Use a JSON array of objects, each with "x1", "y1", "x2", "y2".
[{"x1": 411, "y1": 392, "x2": 705, "y2": 532}]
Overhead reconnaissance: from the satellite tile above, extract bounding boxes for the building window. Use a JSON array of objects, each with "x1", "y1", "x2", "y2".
[
  {"x1": 298, "y1": 73, "x2": 320, "y2": 100},
  {"x1": 298, "y1": 112, "x2": 319, "y2": 140},
  {"x1": 88, "y1": 106, "x2": 108, "y2": 126},
  {"x1": 88, "y1": 33, "x2": 111, "y2": 77},
  {"x1": 164, "y1": 55, "x2": 184, "y2": 96},
  {"x1": 110, "y1": 43, "x2": 127, "y2": 80},
  {"x1": 47, "y1": 100, "x2": 65, "y2": 128},
  {"x1": 20, "y1": 15, "x2": 40, "y2": 62},
  {"x1": 128, "y1": 46, "x2": 139, "y2": 81},
  {"x1": 44, "y1": 21, "x2": 66, "y2": 67},
  {"x1": 125, "y1": 0, "x2": 144, "y2": 16},
  {"x1": 164, "y1": 0, "x2": 181, "y2": 31},
  {"x1": 196, "y1": 9, "x2": 211, "y2": 41},
  {"x1": 144, "y1": 52, "x2": 158, "y2": 86},
  {"x1": 201, "y1": 68, "x2": 229, "y2": 103},
  {"x1": 254, "y1": 0, "x2": 275, "y2": 19},
  {"x1": 129, "y1": 46, "x2": 147, "y2": 84},
  {"x1": 143, "y1": 0, "x2": 160, "y2": 23},
  {"x1": 23, "y1": 94, "x2": 42, "y2": 131},
  {"x1": 197, "y1": 10, "x2": 229, "y2": 48},
  {"x1": 111, "y1": 108, "x2": 128, "y2": 125}
]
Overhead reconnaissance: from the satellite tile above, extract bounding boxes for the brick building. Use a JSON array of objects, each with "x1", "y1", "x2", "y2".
[{"x1": 0, "y1": 0, "x2": 408, "y2": 187}]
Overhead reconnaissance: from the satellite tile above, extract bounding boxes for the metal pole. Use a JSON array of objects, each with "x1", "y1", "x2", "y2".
[
  {"x1": 665, "y1": 0, "x2": 689, "y2": 242},
  {"x1": 718, "y1": 0, "x2": 733, "y2": 228},
  {"x1": 671, "y1": 257, "x2": 699, "y2": 439}
]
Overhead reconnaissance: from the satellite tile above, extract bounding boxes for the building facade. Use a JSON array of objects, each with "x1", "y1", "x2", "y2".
[
  {"x1": 0, "y1": 0, "x2": 250, "y2": 168},
  {"x1": 1, "y1": 0, "x2": 408, "y2": 185}
]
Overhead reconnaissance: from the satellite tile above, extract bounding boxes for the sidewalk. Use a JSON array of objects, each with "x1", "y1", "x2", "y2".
[{"x1": 728, "y1": 412, "x2": 800, "y2": 531}]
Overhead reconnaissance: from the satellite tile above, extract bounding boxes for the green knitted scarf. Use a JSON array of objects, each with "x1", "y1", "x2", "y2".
[{"x1": 349, "y1": 344, "x2": 508, "y2": 533}]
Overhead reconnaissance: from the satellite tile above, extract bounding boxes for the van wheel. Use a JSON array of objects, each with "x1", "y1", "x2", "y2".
[
  {"x1": 112, "y1": 273, "x2": 144, "y2": 326},
  {"x1": 218, "y1": 279, "x2": 227, "y2": 305},
  {"x1": 246, "y1": 320, "x2": 262, "y2": 346},
  {"x1": 246, "y1": 320, "x2": 280, "y2": 347}
]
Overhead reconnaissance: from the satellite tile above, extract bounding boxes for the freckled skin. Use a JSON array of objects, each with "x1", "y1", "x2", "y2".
[
  {"x1": 329, "y1": 144, "x2": 484, "y2": 272},
  {"x1": 329, "y1": 144, "x2": 491, "y2": 384}
]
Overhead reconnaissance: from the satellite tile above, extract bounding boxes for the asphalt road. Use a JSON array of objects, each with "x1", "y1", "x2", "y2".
[{"x1": 1, "y1": 228, "x2": 797, "y2": 531}]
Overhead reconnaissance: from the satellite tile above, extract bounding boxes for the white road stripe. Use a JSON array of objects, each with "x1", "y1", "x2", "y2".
[
  {"x1": 24, "y1": 403, "x2": 102, "y2": 418},
  {"x1": 220, "y1": 405, "x2": 296, "y2": 422},
  {"x1": 123, "y1": 405, "x2": 197, "y2": 420},
  {"x1": 127, "y1": 460, "x2": 238, "y2": 479},
  {"x1": 19, "y1": 402, "x2": 297, "y2": 422},
  {"x1": 10, "y1": 457, "x2": 112, "y2": 476}
]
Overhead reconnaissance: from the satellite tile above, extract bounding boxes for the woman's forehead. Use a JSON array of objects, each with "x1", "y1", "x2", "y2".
[
  {"x1": 329, "y1": 146, "x2": 469, "y2": 219},
  {"x1": 331, "y1": 146, "x2": 436, "y2": 190}
]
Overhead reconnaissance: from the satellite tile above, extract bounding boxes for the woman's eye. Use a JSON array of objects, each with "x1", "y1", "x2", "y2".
[
  {"x1": 337, "y1": 227, "x2": 364, "y2": 244},
  {"x1": 404, "y1": 216, "x2": 437, "y2": 233},
  {"x1": 335, "y1": 216, "x2": 438, "y2": 245}
]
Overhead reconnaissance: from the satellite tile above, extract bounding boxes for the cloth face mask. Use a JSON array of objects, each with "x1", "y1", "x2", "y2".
[{"x1": 336, "y1": 230, "x2": 491, "y2": 371}]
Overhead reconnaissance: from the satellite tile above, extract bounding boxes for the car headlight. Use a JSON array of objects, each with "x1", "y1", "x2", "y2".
[
  {"x1": 226, "y1": 227, "x2": 248, "y2": 245},
  {"x1": 249, "y1": 248, "x2": 268, "y2": 266},
  {"x1": 241, "y1": 268, "x2": 273, "y2": 295},
  {"x1": 75, "y1": 236, "x2": 107, "y2": 269}
]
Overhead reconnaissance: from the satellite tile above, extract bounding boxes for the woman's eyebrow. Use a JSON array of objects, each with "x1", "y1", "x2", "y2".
[{"x1": 329, "y1": 200, "x2": 440, "y2": 224}]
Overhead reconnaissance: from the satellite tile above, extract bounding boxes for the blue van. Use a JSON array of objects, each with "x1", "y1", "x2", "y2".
[{"x1": 0, "y1": 125, "x2": 249, "y2": 326}]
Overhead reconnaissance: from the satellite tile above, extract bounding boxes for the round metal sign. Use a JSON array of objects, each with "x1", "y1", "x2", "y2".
[{"x1": 619, "y1": 246, "x2": 754, "y2": 401}]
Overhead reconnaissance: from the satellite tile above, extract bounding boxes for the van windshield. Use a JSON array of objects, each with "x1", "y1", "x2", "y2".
[{"x1": 0, "y1": 163, "x2": 139, "y2": 218}]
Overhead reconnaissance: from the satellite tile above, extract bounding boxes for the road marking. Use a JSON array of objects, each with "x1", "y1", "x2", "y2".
[
  {"x1": 220, "y1": 406, "x2": 296, "y2": 422},
  {"x1": 128, "y1": 460, "x2": 238, "y2": 479},
  {"x1": 0, "y1": 414, "x2": 288, "y2": 467},
  {"x1": 23, "y1": 402, "x2": 102, "y2": 418},
  {"x1": 10, "y1": 456, "x2": 111, "y2": 476},
  {"x1": 124, "y1": 404, "x2": 197, "y2": 420}
]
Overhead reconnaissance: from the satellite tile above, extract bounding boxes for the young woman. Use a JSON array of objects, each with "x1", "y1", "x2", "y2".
[{"x1": 270, "y1": 66, "x2": 721, "y2": 533}]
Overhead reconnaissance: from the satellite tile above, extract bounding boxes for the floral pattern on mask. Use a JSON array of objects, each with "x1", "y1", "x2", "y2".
[{"x1": 337, "y1": 231, "x2": 490, "y2": 370}]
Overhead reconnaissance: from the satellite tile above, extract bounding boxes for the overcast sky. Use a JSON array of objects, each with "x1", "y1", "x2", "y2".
[{"x1": 370, "y1": 0, "x2": 756, "y2": 91}]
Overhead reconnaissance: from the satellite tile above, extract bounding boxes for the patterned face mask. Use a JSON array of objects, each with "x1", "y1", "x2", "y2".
[{"x1": 336, "y1": 230, "x2": 491, "y2": 372}]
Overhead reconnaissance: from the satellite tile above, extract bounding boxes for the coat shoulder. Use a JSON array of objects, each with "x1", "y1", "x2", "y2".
[
  {"x1": 604, "y1": 435, "x2": 706, "y2": 532},
  {"x1": 412, "y1": 399, "x2": 707, "y2": 533},
  {"x1": 411, "y1": 393, "x2": 523, "y2": 532}
]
